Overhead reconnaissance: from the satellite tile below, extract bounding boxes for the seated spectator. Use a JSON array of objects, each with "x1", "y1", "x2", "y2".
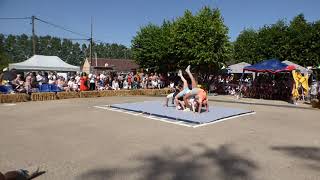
[
  {"x1": 112, "y1": 78, "x2": 120, "y2": 90},
  {"x1": 36, "y1": 72, "x2": 43, "y2": 85},
  {"x1": 48, "y1": 76, "x2": 55, "y2": 84},
  {"x1": 123, "y1": 79, "x2": 129, "y2": 89},
  {"x1": 42, "y1": 72, "x2": 49, "y2": 84},
  {"x1": 151, "y1": 79, "x2": 158, "y2": 89},
  {"x1": 57, "y1": 77, "x2": 69, "y2": 91},
  {"x1": 24, "y1": 72, "x2": 32, "y2": 93},
  {"x1": 105, "y1": 83, "x2": 113, "y2": 90},
  {"x1": 67, "y1": 78, "x2": 78, "y2": 91},
  {"x1": 169, "y1": 81, "x2": 175, "y2": 89},
  {"x1": 132, "y1": 77, "x2": 139, "y2": 89},
  {"x1": 96, "y1": 76, "x2": 105, "y2": 91},
  {"x1": 13, "y1": 74, "x2": 26, "y2": 93}
]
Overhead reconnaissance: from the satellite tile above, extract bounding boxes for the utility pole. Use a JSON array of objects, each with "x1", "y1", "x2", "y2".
[
  {"x1": 32, "y1": 15, "x2": 36, "y2": 55},
  {"x1": 90, "y1": 17, "x2": 93, "y2": 73}
]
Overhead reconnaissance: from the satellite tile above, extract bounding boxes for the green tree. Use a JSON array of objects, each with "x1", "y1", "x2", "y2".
[
  {"x1": 172, "y1": 7, "x2": 231, "y2": 72},
  {"x1": 287, "y1": 14, "x2": 313, "y2": 66},
  {"x1": 256, "y1": 20, "x2": 289, "y2": 61},
  {"x1": 0, "y1": 34, "x2": 11, "y2": 71},
  {"x1": 132, "y1": 7, "x2": 231, "y2": 73},
  {"x1": 234, "y1": 29, "x2": 259, "y2": 64},
  {"x1": 309, "y1": 21, "x2": 320, "y2": 66},
  {"x1": 132, "y1": 23, "x2": 163, "y2": 71}
]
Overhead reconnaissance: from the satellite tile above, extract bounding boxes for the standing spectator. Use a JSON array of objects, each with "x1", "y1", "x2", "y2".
[
  {"x1": 88, "y1": 74, "x2": 96, "y2": 91},
  {"x1": 80, "y1": 72, "x2": 89, "y2": 91},
  {"x1": 75, "y1": 73, "x2": 81, "y2": 88},
  {"x1": 127, "y1": 73, "x2": 132, "y2": 89},
  {"x1": 31, "y1": 72, "x2": 37, "y2": 88}
]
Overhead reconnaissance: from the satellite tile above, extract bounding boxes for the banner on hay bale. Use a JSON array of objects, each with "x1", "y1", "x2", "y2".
[
  {"x1": 1, "y1": 88, "x2": 174, "y2": 103},
  {"x1": 56, "y1": 92, "x2": 80, "y2": 99},
  {"x1": 31, "y1": 92, "x2": 56, "y2": 101},
  {"x1": 0, "y1": 94, "x2": 30, "y2": 103}
]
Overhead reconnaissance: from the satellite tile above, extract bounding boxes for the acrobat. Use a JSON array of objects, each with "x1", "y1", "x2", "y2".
[{"x1": 183, "y1": 65, "x2": 209, "y2": 113}]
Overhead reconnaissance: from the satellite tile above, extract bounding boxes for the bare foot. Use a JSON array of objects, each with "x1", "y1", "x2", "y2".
[{"x1": 185, "y1": 65, "x2": 191, "y2": 73}]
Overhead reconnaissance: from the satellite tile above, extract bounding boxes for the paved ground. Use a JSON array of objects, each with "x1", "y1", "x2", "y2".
[{"x1": 0, "y1": 96, "x2": 319, "y2": 180}]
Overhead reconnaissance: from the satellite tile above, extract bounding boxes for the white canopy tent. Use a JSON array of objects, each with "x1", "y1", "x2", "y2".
[
  {"x1": 227, "y1": 62, "x2": 252, "y2": 74},
  {"x1": 9, "y1": 55, "x2": 80, "y2": 72},
  {"x1": 282, "y1": 60, "x2": 308, "y2": 74}
]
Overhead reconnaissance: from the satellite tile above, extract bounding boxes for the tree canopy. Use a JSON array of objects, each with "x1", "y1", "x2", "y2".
[
  {"x1": 131, "y1": 7, "x2": 231, "y2": 73},
  {"x1": 0, "y1": 34, "x2": 132, "y2": 70},
  {"x1": 234, "y1": 14, "x2": 320, "y2": 66}
]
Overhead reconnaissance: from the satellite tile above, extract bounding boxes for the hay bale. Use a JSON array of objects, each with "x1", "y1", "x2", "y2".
[
  {"x1": 31, "y1": 92, "x2": 56, "y2": 101},
  {"x1": 0, "y1": 93, "x2": 30, "y2": 103},
  {"x1": 99, "y1": 90, "x2": 117, "y2": 97},
  {"x1": 56, "y1": 91, "x2": 80, "y2": 99},
  {"x1": 80, "y1": 91, "x2": 100, "y2": 98},
  {"x1": 143, "y1": 89, "x2": 166, "y2": 96}
]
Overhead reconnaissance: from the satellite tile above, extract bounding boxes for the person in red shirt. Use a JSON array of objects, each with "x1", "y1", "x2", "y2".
[
  {"x1": 127, "y1": 73, "x2": 132, "y2": 89},
  {"x1": 80, "y1": 72, "x2": 89, "y2": 91}
]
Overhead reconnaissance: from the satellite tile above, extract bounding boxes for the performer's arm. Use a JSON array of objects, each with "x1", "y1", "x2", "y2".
[
  {"x1": 198, "y1": 101, "x2": 202, "y2": 113},
  {"x1": 206, "y1": 100, "x2": 209, "y2": 112}
]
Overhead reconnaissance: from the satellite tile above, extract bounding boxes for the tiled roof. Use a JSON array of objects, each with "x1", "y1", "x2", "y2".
[{"x1": 89, "y1": 58, "x2": 139, "y2": 71}]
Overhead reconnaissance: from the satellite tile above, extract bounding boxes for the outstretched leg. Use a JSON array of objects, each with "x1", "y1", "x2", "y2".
[
  {"x1": 186, "y1": 65, "x2": 197, "y2": 89},
  {"x1": 174, "y1": 70, "x2": 189, "y2": 109},
  {"x1": 184, "y1": 65, "x2": 198, "y2": 108}
]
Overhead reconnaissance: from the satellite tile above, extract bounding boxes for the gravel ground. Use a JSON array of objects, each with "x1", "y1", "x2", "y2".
[{"x1": 0, "y1": 96, "x2": 319, "y2": 180}]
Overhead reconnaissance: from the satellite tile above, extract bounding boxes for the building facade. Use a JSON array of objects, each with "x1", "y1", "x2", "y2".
[{"x1": 82, "y1": 58, "x2": 139, "y2": 74}]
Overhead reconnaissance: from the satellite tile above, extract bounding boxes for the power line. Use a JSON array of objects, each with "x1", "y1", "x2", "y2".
[
  {"x1": 0, "y1": 17, "x2": 31, "y2": 20},
  {"x1": 0, "y1": 33, "x2": 89, "y2": 41},
  {"x1": 35, "y1": 17, "x2": 90, "y2": 39}
]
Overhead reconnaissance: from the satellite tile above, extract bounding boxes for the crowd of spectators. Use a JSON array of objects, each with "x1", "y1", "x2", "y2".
[
  {"x1": 240, "y1": 73, "x2": 294, "y2": 101},
  {"x1": 1, "y1": 68, "x2": 319, "y2": 103},
  {"x1": 208, "y1": 73, "x2": 304, "y2": 101},
  {"x1": 0, "y1": 69, "x2": 170, "y2": 94}
]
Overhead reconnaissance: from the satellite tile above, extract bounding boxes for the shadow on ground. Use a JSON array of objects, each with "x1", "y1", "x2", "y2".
[
  {"x1": 271, "y1": 146, "x2": 320, "y2": 170},
  {"x1": 79, "y1": 144, "x2": 258, "y2": 180}
]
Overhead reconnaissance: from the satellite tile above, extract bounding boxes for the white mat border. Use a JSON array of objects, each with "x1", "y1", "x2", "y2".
[{"x1": 93, "y1": 105, "x2": 255, "y2": 128}]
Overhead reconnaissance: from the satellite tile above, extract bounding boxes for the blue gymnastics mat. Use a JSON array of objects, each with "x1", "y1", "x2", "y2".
[{"x1": 110, "y1": 101, "x2": 254, "y2": 124}]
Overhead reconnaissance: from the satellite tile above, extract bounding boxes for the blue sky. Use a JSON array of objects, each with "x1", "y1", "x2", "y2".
[{"x1": 0, "y1": 0, "x2": 319, "y2": 47}]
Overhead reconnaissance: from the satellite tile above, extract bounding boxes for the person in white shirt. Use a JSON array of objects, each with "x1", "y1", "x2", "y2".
[
  {"x1": 75, "y1": 74, "x2": 81, "y2": 86},
  {"x1": 48, "y1": 77, "x2": 55, "y2": 84},
  {"x1": 100, "y1": 73, "x2": 106, "y2": 80},
  {"x1": 122, "y1": 79, "x2": 128, "y2": 89},
  {"x1": 67, "y1": 78, "x2": 77, "y2": 91},
  {"x1": 152, "y1": 79, "x2": 158, "y2": 89},
  {"x1": 112, "y1": 78, "x2": 120, "y2": 90},
  {"x1": 169, "y1": 81, "x2": 175, "y2": 89},
  {"x1": 36, "y1": 72, "x2": 43, "y2": 84}
]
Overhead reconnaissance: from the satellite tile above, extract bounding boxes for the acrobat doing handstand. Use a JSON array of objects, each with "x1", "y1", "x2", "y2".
[{"x1": 183, "y1": 65, "x2": 209, "y2": 113}]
